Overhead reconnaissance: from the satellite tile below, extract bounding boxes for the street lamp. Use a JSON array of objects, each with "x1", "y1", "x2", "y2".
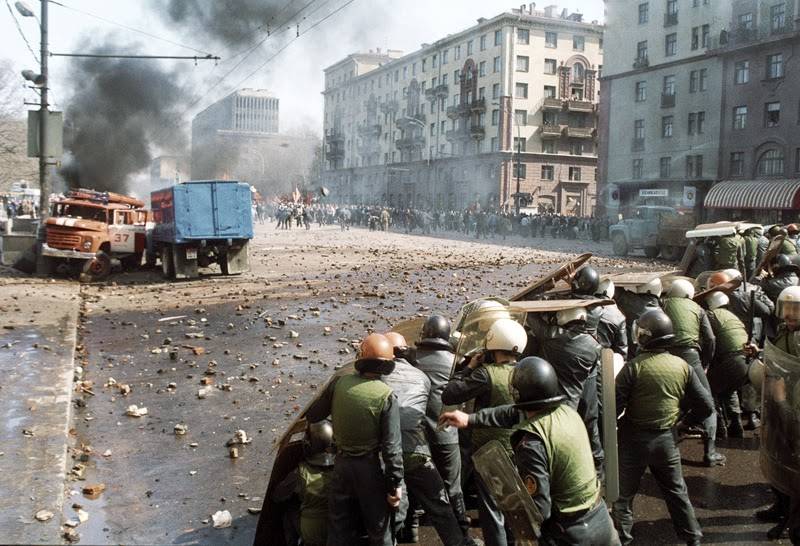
[
  {"x1": 21, "y1": 69, "x2": 45, "y2": 87},
  {"x1": 14, "y1": 1, "x2": 34, "y2": 17}
]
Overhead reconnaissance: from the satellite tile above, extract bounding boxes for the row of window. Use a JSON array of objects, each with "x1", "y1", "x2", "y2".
[
  {"x1": 729, "y1": 148, "x2": 800, "y2": 177},
  {"x1": 632, "y1": 155, "x2": 704, "y2": 179},
  {"x1": 637, "y1": 0, "x2": 710, "y2": 25},
  {"x1": 732, "y1": 101, "x2": 795, "y2": 130},
  {"x1": 512, "y1": 164, "x2": 585, "y2": 181},
  {"x1": 734, "y1": 53, "x2": 785, "y2": 83},
  {"x1": 632, "y1": 111, "x2": 707, "y2": 141}
]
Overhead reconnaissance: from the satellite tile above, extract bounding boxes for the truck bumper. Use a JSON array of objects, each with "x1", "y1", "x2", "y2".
[{"x1": 41, "y1": 244, "x2": 95, "y2": 260}]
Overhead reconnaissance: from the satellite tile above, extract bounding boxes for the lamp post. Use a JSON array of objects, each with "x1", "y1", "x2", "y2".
[{"x1": 494, "y1": 100, "x2": 523, "y2": 215}]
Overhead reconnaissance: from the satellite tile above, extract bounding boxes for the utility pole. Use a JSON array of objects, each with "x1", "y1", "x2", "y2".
[
  {"x1": 515, "y1": 125, "x2": 521, "y2": 216},
  {"x1": 39, "y1": 0, "x2": 49, "y2": 220}
]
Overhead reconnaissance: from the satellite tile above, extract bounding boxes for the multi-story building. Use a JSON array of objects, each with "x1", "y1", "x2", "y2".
[
  {"x1": 707, "y1": 0, "x2": 800, "y2": 224},
  {"x1": 322, "y1": 5, "x2": 603, "y2": 215},
  {"x1": 599, "y1": 0, "x2": 733, "y2": 220}
]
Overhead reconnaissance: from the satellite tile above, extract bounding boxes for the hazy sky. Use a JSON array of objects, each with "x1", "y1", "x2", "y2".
[{"x1": 2, "y1": 1, "x2": 605, "y2": 133}]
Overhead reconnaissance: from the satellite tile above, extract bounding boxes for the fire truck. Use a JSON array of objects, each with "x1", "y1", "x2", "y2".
[{"x1": 41, "y1": 189, "x2": 150, "y2": 280}]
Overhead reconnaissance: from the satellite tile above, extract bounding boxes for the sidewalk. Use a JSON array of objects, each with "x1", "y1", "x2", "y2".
[{"x1": 0, "y1": 277, "x2": 81, "y2": 544}]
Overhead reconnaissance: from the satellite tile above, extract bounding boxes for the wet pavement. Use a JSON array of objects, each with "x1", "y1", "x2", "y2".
[{"x1": 0, "y1": 225, "x2": 790, "y2": 544}]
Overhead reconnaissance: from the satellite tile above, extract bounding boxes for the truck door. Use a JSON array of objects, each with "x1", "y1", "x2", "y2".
[
  {"x1": 109, "y1": 210, "x2": 138, "y2": 254},
  {"x1": 628, "y1": 208, "x2": 647, "y2": 245},
  {"x1": 211, "y1": 183, "x2": 242, "y2": 237}
]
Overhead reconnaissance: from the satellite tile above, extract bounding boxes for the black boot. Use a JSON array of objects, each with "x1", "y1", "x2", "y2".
[
  {"x1": 728, "y1": 413, "x2": 744, "y2": 438},
  {"x1": 744, "y1": 412, "x2": 761, "y2": 430},
  {"x1": 703, "y1": 439, "x2": 726, "y2": 466}
]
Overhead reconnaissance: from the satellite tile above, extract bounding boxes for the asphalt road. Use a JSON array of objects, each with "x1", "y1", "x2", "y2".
[{"x1": 19, "y1": 224, "x2": 785, "y2": 544}]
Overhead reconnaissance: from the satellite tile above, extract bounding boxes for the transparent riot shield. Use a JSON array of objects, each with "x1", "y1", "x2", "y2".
[
  {"x1": 473, "y1": 440, "x2": 542, "y2": 545},
  {"x1": 450, "y1": 297, "x2": 526, "y2": 370},
  {"x1": 760, "y1": 339, "x2": 800, "y2": 497}
]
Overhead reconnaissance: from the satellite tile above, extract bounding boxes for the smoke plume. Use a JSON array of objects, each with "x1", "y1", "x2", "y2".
[{"x1": 60, "y1": 38, "x2": 190, "y2": 194}]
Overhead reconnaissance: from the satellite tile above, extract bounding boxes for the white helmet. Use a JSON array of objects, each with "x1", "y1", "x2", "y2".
[
  {"x1": 777, "y1": 286, "x2": 800, "y2": 321},
  {"x1": 556, "y1": 307, "x2": 588, "y2": 326},
  {"x1": 722, "y1": 268, "x2": 743, "y2": 281},
  {"x1": 706, "y1": 291, "x2": 729, "y2": 310},
  {"x1": 485, "y1": 318, "x2": 528, "y2": 355},
  {"x1": 476, "y1": 300, "x2": 511, "y2": 330},
  {"x1": 636, "y1": 278, "x2": 663, "y2": 297},
  {"x1": 596, "y1": 279, "x2": 615, "y2": 299},
  {"x1": 668, "y1": 279, "x2": 695, "y2": 299}
]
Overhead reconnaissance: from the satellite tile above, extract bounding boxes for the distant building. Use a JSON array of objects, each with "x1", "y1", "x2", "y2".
[
  {"x1": 322, "y1": 5, "x2": 603, "y2": 215},
  {"x1": 191, "y1": 89, "x2": 318, "y2": 196},
  {"x1": 150, "y1": 155, "x2": 190, "y2": 190}
]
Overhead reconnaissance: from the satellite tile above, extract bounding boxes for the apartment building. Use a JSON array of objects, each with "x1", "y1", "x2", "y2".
[
  {"x1": 322, "y1": 5, "x2": 603, "y2": 215},
  {"x1": 599, "y1": 0, "x2": 732, "y2": 220}
]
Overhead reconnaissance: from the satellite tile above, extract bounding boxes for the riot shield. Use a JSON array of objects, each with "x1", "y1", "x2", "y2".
[
  {"x1": 601, "y1": 349, "x2": 619, "y2": 503},
  {"x1": 511, "y1": 253, "x2": 593, "y2": 301},
  {"x1": 754, "y1": 235, "x2": 786, "y2": 278},
  {"x1": 473, "y1": 440, "x2": 543, "y2": 545},
  {"x1": 760, "y1": 339, "x2": 800, "y2": 497}
]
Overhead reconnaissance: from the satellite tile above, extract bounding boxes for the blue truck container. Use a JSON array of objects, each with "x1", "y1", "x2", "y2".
[{"x1": 150, "y1": 180, "x2": 253, "y2": 279}]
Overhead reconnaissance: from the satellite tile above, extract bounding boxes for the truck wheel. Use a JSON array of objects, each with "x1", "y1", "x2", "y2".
[
  {"x1": 83, "y1": 251, "x2": 112, "y2": 281},
  {"x1": 121, "y1": 253, "x2": 142, "y2": 271},
  {"x1": 612, "y1": 234, "x2": 628, "y2": 256},
  {"x1": 661, "y1": 245, "x2": 682, "y2": 261},
  {"x1": 644, "y1": 246, "x2": 660, "y2": 259},
  {"x1": 161, "y1": 246, "x2": 175, "y2": 279}
]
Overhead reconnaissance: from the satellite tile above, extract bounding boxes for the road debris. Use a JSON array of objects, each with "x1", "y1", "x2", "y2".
[
  {"x1": 125, "y1": 405, "x2": 148, "y2": 417},
  {"x1": 34, "y1": 509, "x2": 54, "y2": 522},
  {"x1": 211, "y1": 510, "x2": 232, "y2": 528}
]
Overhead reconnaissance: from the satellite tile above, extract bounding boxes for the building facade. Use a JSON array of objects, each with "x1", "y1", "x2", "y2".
[
  {"x1": 708, "y1": 0, "x2": 800, "y2": 224},
  {"x1": 322, "y1": 5, "x2": 603, "y2": 215},
  {"x1": 599, "y1": 0, "x2": 733, "y2": 220},
  {"x1": 150, "y1": 155, "x2": 190, "y2": 191}
]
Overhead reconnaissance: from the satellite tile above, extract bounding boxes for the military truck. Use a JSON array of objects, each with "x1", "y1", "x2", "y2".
[{"x1": 609, "y1": 205, "x2": 695, "y2": 261}]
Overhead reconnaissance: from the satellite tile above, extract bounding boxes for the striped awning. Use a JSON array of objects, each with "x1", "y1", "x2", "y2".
[{"x1": 705, "y1": 179, "x2": 800, "y2": 209}]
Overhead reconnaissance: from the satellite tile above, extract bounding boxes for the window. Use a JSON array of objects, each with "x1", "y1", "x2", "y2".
[
  {"x1": 771, "y1": 3, "x2": 786, "y2": 32},
  {"x1": 515, "y1": 109, "x2": 528, "y2": 125},
  {"x1": 515, "y1": 83, "x2": 529, "y2": 99},
  {"x1": 637, "y1": 40, "x2": 648, "y2": 62},
  {"x1": 455, "y1": 69, "x2": 461, "y2": 82},
  {"x1": 767, "y1": 53, "x2": 784, "y2": 78},
  {"x1": 691, "y1": 27, "x2": 699, "y2": 50},
  {"x1": 479, "y1": 61, "x2": 486, "y2": 77},
  {"x1": 478, "y1": 87, "x2": 485, "y2": 99},
  {"x1": 542, "y1": 140, "x2": 555, "y2": 153},
  {"x1": 517, "y1": 28, "x2": 530, "y2": 44},
  {"x1": 665, "y1": 33, "x2": 677, "y2": 56},
  {"x1": 467, "y1": 40, "x2": 474, "y2": 55},
  {"x1": 690, "y1": 70, "x2": 698, "y2": 92},
  {"x1": 543, "y1": 111, "x2": 557, "y2": 125},
  {"x1": 513, "y1": 163, "x2": 527, "y2": 179},
  {"x1": 734, "y1": 60, "x2": 749, "y2": 84},
  {"x1": 480, "y1": 35, "x2": 487, "y2": 51},
  {"x1": 572, "y1": 64, "x2": 585, "y2": 83},
  {"x1": 686, "y1": 155, "x2": 703, "y2": 177},
  {"x1": 571, "y1": 141, "x2": 584, "y2": 156},
  {"x1": 422, "y1": 59, "x2": 427, "y2": 72},
  {"x1": 702, "y1": 24, "x2": 710, "y2": 48},
  {"x1": 738, "y1": 12, "x2": 754, "y2": 30},
  {"x1": 688, "y1": 111, "x2": 705, "y2": 134},
  {"x1": 442, "y1": 74, "x2": 448, "y2": 85},
  {"x1": 454, "y1": 45, "x2": 461, "y2": 60},
  {"x1": 766, "y1": 102, "x2": 781, "y2": 127},
  {"x1": 432, "y1": 54, "x2": 438, "y2": 68},
  {"x1": 635, "y1": 81, "x2": 647, "y2": 101},
  {"x1": 541, "y1": 165, "x2": 555, "y2": 180},
  {"x1": 544, "y1": 59, "x2": 557, "y2": 74},
  {"x1": 544, "y1": 85, "x2": 556, "y2": 98},
  {"x1": 733, "y1": 106, "x2": 748, "y2": 129},
  {"x1": 688, "y1": 112, "x2": 696, "y2": 134},
  {"x1": 663, "y1": 74, "x2": 676, "y2": 95},
  {"x1": 662, "y1": 115, "x2": 674, "y2": 137},
  {"x1": 492, "y1": 84, "x2": 500, "y2": 98},
  {"x1": 633, "y1": 159, "x2": 644, "y2": 178},
  {"x1": 660, "y1": 157, "x2": 671, "y2": 178},
  {"x1": 573, "y1": 35, "x2": 585, "y2": 51},
  {"x1": 730, "y1": 152, "x2": 745, "y2": 175},
  {"x1": 758, "y1": 149, "x2": 785, "y2": 176},
  {"x1": 569, "y1": 167, "x2": 582, "y2": 181},
  {"x1": 442, "y1": 50, "x2": 449, "y2": 65},
  {"x1": 513, "y1": 137, "x2": 527, "y2": 152},
  {"x1": 494, "y1": 56, "x2": 502, "y2": 73},
  {"x1": 634, "y1": 119, "x2": 645, "y2": 139},
  {"x1": 491, "y1": 109, "x2": 499, "y2": 125},
  {"x1": 494, "y1": 30, "x2": 502, "y2": 46},
  {"x1": 545, "y1": 32, "x2": 557, "y2": 48},
  {"x1": 667, "y1": 0, "x2": 678, "y2": 15},
  {"x1": 638, "y1": 2, "x2": 649, "y2": 24},
  {"x1": 491, "y1": 137, "x2": 499, "y2": 151}
]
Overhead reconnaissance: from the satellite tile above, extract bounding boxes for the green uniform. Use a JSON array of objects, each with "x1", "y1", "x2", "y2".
[
  {"x1": 781, "y1": 238, "x2": 798, "y2": 256},
  {"x1": 708, "y1": 308, "x2": 748, "y2": 356},
  {"x1": 471, "y1": 363, "x2": 515, "y2": 456},
  {"x1": 619, "y1": 351, "x2": 690, "y2": 430},
  {"x1": 743, "y1": 234, "x2": 759, "y2": 277},
  {"x1": 662, "y1": 298, "x2": 702, "y2": 350},
  {"x1": 298, "y1": 462, "x2": 332, "y2": 546},
  {"x1": 714, "y1": 234, "x2": 743, "y2": 270},
  {"x1": 331, "y1": 373, "x2": 392, "y2": 455}
]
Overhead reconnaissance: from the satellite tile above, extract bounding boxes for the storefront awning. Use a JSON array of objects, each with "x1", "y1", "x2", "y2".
[{"x1": 705, "y1": 179, "x2": 800, "y2": 209}]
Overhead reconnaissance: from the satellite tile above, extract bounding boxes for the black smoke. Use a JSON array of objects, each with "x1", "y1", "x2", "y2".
[{"x1": 60, "y1": 38, "x2": 191, "y2": 193}]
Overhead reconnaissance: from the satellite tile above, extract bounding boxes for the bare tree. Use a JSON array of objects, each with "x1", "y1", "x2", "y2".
[{"x1": 0, "y1": 58, "x2": 38, "y2": 190}]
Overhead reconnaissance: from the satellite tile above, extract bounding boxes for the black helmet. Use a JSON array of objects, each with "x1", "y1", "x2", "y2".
[
  {"x1": 768, "y1": 225, "x2": 785, "y2": 238},
  {"x1": 771, "y1": 253, "x2": 795, "y2": 274},
  {"x1": 419, "y1": 315, "x2": 453, "y2": 349},
  {"x1": 571, "y1": 266, "x2": 600, "y2": 296},
  {"x1": 633, "y1": 309, "x2": 675, "y2": 350},
  {"x1": 303, "y1": 420, "x2": 335, "y2": 467},
  {"x1": 510, "y1": 357, "x2": 567, "y2": 411}
]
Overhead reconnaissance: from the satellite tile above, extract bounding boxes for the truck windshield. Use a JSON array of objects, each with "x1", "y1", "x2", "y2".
[{"x1": 53, "y1": 204, "x2": 108, "y2": 223}]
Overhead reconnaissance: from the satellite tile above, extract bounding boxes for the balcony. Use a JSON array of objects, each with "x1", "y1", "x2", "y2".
[
  {"x1": 631, "y1": 138, "x2": 645, "y2": 152},
  {"x1": 434, "y1": 84, "x2": 449, "y2": 97},
  {"x1": 325, "y1": 131, "x2": 344, "y2": 144},
  {"x1": 566, "y1": 126, "x2": 595, "y2": 139},
  {"x1": 446, "y1": 104, "x2": 468, "y2": 119},
  {"x1": 445, "y1": 128, "x2": 470, "y2": 142},
  {"x1": 327, "y1": 145, "x2": 344, "y2": 159},
  {"x1": 542, "y1": 97, "x2": 564, "y2": 111},
  {"x1": 566, "y1": 100, "x2": 594, "y2": 113},
  {"x1": 470, "y1": 97, "x2": 487, "y2": 112},
  {"x1": 633, "y1": 56, "x2": 649, "y2": 69},
  {"x1": 470, "y1": 125, "x2": 486, "y2": 139},
  {"x1": 539, "y1": 123, "x2": 563, "y2": 138},
  {"x1": 357, "y1": 123, "x2": 381, "y2": 138},
  {"x1": 396, "y1": 112, "x2": 426, "y2": 130},
  {"x1": 661, "y1": 93, "x2": 676, "y2": 108},
  {"x1": 395, "y1": 135, "x2": 425, "y2": 150},
  {"x1": 379, "y1": 100, "x2": 399, "y2": 114},
  {"x1": 713, "y1": 22, "x2": 799, "y2": 50},
  {"x1": 664, "y1": 12, "x2": 678, "y2": 27}
]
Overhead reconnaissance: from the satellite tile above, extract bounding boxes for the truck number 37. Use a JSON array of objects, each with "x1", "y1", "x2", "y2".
[{"x1": 113, "y1": 233, "x2": 130, "y2": 243}]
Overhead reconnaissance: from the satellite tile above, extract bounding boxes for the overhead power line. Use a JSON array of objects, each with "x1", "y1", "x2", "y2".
[
  {"x1": 50, "y1": 53, "x2": 220, "y2": 61},
  {"x1": 5, "y1": 0, "x2": 40, "y2": 64}
]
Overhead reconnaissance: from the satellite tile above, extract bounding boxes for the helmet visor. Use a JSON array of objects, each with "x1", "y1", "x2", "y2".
[
  {"x1": 778, "y1": 300, "x2": 800, "y2": 322},
  {"x1": 452, "y1": 298, "x2": 524, "y2": 364}
]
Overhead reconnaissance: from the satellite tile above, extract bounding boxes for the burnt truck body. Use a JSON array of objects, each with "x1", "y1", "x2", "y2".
[{"x1": 150, "y1": 180, "x2": 253, "y2": 279}]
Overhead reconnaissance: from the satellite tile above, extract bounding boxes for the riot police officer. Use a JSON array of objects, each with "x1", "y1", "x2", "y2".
[
  {"x1": 442, "y1": 318, "x2": 528, "y2": 546},
  {"x1": 612, "y1": 310, "x2": 714, "y2": 546},
  {"x1": 570, "y1": 266, "x2": 601, "y2": 335},
  {"x1": 761, "y1": 254, "x2": 800, "y2": 304},
  {"x1": 713, "y1": 232, "x2": 745, "y2": 271},
  {"x1": 595, "y1": 279, "x2": 629, "y2": 358},
  {"x1": 662, "y1": 279, "x2": 724, "y2": 465},
  {"x1": 439, "y1": 357, "x2": 621, "y2": 545},
  {"x1": 305, "y1": 333, "x2": 403, "y2": 546},
  {"x1": 614, "y1": 277, "x2": 663, "y2": 359}
]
